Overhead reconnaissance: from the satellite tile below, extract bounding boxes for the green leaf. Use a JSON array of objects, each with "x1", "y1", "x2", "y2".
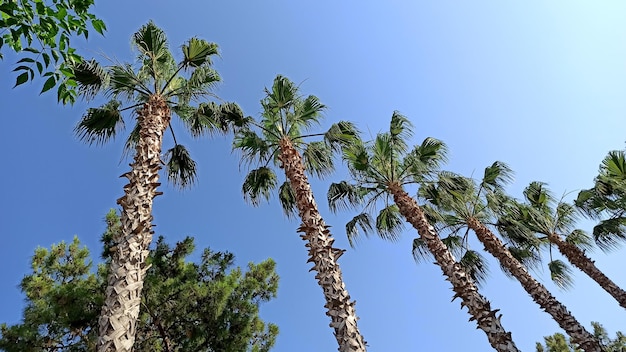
[
  {"x1": 40, "y1": 76, "x2": 56, "y2": 94},
  {"x1": 13, "y1": 72, "x2": 29, "y2": 87},
  {"x1": 91, "y1": 19, "x2": 106, "y2": 35},
  {"x1": 242, "y1": 167, "x2": 278, "y2": 206},
  {"x1": 165, "y1": 144, "x2": 198, "y2": 189}
]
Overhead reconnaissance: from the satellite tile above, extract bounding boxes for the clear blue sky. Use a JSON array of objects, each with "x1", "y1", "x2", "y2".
[{"x1": 1, "y1": 1, "x2": 625, "y2": 351}]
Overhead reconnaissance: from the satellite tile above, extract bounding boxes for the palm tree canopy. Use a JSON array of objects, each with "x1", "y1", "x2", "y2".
[
  {"x1": 71, "y1": 21, "x2": 244, "y2": 188},
  {"x1": 327, "y1": 112, "x2": 448, "y2": 245},
  {"x1": 576, "y1": 150, "x2": 626, "y2": 251},
  {"x1": 234, "y1": 75, "x2": 358, "y2": 217}
]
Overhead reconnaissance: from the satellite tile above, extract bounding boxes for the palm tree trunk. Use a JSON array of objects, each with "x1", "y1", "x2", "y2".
[
  {"x1": 278, "y1": 138, "x2": 367, "y2": 352},
  {"x1": 548, "y1": 232, "x2": 626, "y2": 310},
  {"x1": 387, "y1": 182, "x2": 519, "y2": 352},
  {"x1": 98, "y1": 95, "x2": 170, "y2": 352},
  {"x1": 467, "y1": 218, "x2": 602, "y2": 352}
]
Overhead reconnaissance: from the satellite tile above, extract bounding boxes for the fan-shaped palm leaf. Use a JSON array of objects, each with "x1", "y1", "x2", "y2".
[
  {"x1": 181, "y1": 38, "x2": 219, "y2": 68},
  {"x1": 75, "y1": 100, "x2": 123, "y2": 145},
  {"x1": 302, "y1": 141, "x2": 334, "y2": 178},
  {"x1": 165, "y1": 144, "x2": 197, "y2": 189},
  {"x1": 242, "y1": 167, "x2": 278, "y2": 206}
]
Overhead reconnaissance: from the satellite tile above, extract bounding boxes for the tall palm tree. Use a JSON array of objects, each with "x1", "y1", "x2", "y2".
[
  {"x1": 72, "y1": 22, "x2": 243, "y2": 351},
  {"x1": 419, "y1": 163, "x2": 602, "y2": 352},
  {"x1": 505, "y1": 182, "x2": 626, "y2": 308},
  {"x1": 233, "y1": 75, "x2": 367, "y2": 352},
  {"x1": 328, "y1": 112, "x2": 520, "y2": 352}
]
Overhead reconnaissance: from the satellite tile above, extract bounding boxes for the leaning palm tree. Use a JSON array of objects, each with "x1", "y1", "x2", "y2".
[
  {"x1": 72, "y1": 22, "x2": 243, "y2": 351},
  {"x1": 328, "y1": 112, "x2": 520, "y2": 352},
  {"x1": 510, "y1": 179, "x2": 626, "y2": 311},
  {"x1": 233, "y1": 75, "x2": 367, "y2": 352},
  {"x1": 419, "y1": 163, "x2": 602, "y2": 351},
  {"x1": 576, "y1": 150, "x2": 626, "y2": 308}
]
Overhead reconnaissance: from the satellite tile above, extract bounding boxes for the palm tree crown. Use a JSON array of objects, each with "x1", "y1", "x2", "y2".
[{"x1": 74, "y1": 21, "x2": 243, "y2": 187}]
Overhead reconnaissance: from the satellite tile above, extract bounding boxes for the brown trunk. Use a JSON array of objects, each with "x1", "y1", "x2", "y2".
[
  {"x1": 387, "y1": 182, "x2": 519, "y2": 352},
  {"x1": 98, "y1": 95, "x2": 170, "y2": 352},
  {"x1": 548, "y1": 232, "x2": 626, "y2": 310},
  {"x1": 468, "y1": 218, "x2": 602, "y2": 352},
  {"x1": 278, "y1": 138, "x2": 367, "y2": 352}
]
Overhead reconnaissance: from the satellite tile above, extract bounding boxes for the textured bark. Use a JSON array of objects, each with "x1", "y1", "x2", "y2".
[
  {"x1": 98, "y1": 95, "x2": 170, "y2": 352},
  {"x1": 468, "y1": 218, "x2": 602, "y2": 352},
  {"x1": 278, "y1": 138, "x2": 367, "y2": 352},
  {"x1": 387, "y1": 182, "x2": 519, "y2": 352},
  {"x1": 548, "y1": 232, "x2": 626, "y2": 310}
]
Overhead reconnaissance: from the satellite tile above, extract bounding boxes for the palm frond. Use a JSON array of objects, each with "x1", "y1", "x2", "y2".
[
  {"x1": 178, "y1": 102, "x2": 229, "y2": 137},
  {"x1": 75, "y1": 100, "x2": 124, "y2": 145},
  {"x1": 278, "y1": 181, "x2": 297, "y2": 218},
  {"x1": 524, "y1": 181, "x2": 552, "y2": 210},
  {"x1": 343, "y1": 139, "x2": 371, "y2": 174},
  {"x1": 592, "y1": 217, "x2": 626, "y2": 252},
  {"x1": 242, "y1": 167, "x2": 277, "y2": 206},
  {"x1": 164, "y1": 144, "x2": 197, "y2": 189},
  {"x1": 109, "y1": 64, "x2": 151, "y2": 100},
  {"x1": 565, "y1": 229, "x2": 594, "y2": 252},
  {"x1": 72, "y1": 59, "x2": 109, "y2": 100},
  {"x1": 264, "y1": 75, "x2": 297, "y2": 112},
  {"x1": 346, "y1": 213, "x2": 374, "y2": 247},
  {"x1": 133, "y1": 21, "x2": 169, "y2": 64},
  {"x1": 324, "y1": 121, "x2": 359, "y2": 152},
  {"x1": 602, "y1": 150, "x2": 626, "y2": 179},
  {"x1": 548, "y1": 259, "x2": 575, "y2": 290},
  {"x1": 375, "y1": 204, "x2": 404, "y2": 242},
  {"x1": 440, "y1": 234, "x2": 464, "y2": 259},
  {"x1": 412, "y1": 238, "x2": 432, "y2": 263},
  {"x1": 389, "y1": 111, "x2": 413, "y2": 154},
  {"x1": 181, "y1": 38, "x2": 219, "y2": 68},
  {"x1": 302, "y1": 141, "x2": 334, "y2": 178},
  {"x1": 173, "y1": 66, "x2": 221, "y2": 102},
  {"x1": 233, "y1": 129, "x2": 272, "y2": 165},
  {"x1": 554, "y1": 201, "x2": 578, "y2": 234},
  {"x1": 404, "y1": 137, "x2": 448, "y2": 182},
  {"x1": 327, "y1": 181, "x2": 368, "y2": 213},
  {"x1": 482, "y1": 161, "x2": 514, "y2": 190},
  {"x1": 459, "y1": 250, "x2": 490, "y2": 288},
  {"x1": 290, "y1": 95, "x2": 325, "y2": 135},
  {"x1": 219, "y1": 102, "x2": 248, "y2": 129}
]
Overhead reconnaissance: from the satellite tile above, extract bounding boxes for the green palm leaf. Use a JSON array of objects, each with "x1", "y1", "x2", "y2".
[
  {"x1": 75, "y1": 100, "x2": 123, "y2": 145},
  {"x1": 181, "y1": 38, "x2": 219, "y2": 68},
  {"x1": 327, "y1": 181, "x2": 367, "y2": 213},
  {"x1": 234, "y1": 129, "x2": 272, "y2": 165},
  {"x1": 242, "y1": 167, "x2": 278, "y2": 206},
  {"x1": 278, "y1": 181, "x2": 297, "y2": 218},
  {"x1": 459, "y1": 250, "x2": 489, "y2": 288},
  {"x1": 324, "y1": 121, "x2": 359, "y2": 152},
  {"x1": 548, "y1": 259, "x2": 575, "y2": 290},
  {"x1": 165, "y1": 144, "x2": 198, "y2": 189},
  {"x1": 72, "y1": 59, "x2": 109, "y2": 101},
  {"x1": 346, "y1": 213, "x2": 374, "y2": 247},
  {"x1": 302, "y1": 141, "x2": 334, "y2": 178},
  {"x1": 375, "y1": 204, "x2": 404, "y2": 241},
  {"x1": 133, "y1": 21, "x2": 169, "y2": 63}
]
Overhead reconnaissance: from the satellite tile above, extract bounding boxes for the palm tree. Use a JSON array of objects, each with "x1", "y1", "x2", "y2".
[
  {"x1": 233, "y1": 75, "x2": 367, "y2": 352},
  {"x1": 328, "y1": 112, "x2": 520, "y2": 352},
  {"x1": 72, "y1": 22, "x2": 243, "y2": 351},
  {"x1": 506, "y1": 181, "x2": 626, "y2": 311},
  {"x1": 419, "y1": 163, "x2": 602, "y2": 352},
  {"x1": 576, "y1": 150, "x2": 626, "y2": 308}
]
